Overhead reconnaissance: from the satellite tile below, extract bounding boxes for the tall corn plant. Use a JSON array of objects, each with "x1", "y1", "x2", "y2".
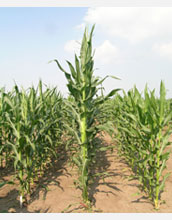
[{"x1": 51, "y1": 25, "x2": 120, "y2": 204}]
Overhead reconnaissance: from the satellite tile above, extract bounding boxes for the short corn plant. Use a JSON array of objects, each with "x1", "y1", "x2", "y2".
[
  {"x1": 114, "y1": 82, "x2": 172, "y2": 209},
  {"x1": 0, "y1": 82, "x2": 64, "y2": 208},
  {"x1": 51, "y1": 25, "x2": 120, "y2": 204}
]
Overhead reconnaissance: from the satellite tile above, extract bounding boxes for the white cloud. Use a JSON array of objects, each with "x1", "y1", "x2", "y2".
[
  {"x1": 83, "y1": 7, "x2": 172, "y2": 43},
  {"x1": 153, "y1": 42, "x2": 172, "y2": 60},
  {"x1": 94, "y1": 40, "x2": 120, "y2": 64},
  {"x1": 64, "y1": 39, "x2": 81, "y2": 54}
]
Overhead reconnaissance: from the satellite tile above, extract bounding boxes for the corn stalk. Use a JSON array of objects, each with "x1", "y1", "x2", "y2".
[{"x1": 51, "y1": 25, "x2": 120, "y2": 204}]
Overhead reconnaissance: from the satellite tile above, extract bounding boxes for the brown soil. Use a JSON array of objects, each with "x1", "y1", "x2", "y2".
[{"x1": 0, "y1": 134, "x2": 172, "y2": 213}]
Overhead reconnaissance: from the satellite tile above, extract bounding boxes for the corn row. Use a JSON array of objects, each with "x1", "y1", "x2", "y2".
[
  {"x1": 112, "y1": 82, "x2": 172, "y2": 209},
  {"x1": 0, "y1": 81, "x2": 64, "y2": 207}
]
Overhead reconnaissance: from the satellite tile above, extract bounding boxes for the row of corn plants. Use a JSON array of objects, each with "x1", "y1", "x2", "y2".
[
  {"x1": 110, "y1": 82, "x2": 172, "y2": 209},
  {"x1": 51, "y1": 25, "x2": 120, "y2": 206},
  {"x1": 0, "y1": 81, "x2": 64, "y2": 207}
]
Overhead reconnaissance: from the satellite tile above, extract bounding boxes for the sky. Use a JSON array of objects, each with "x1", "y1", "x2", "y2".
[{"x1": 0, "y1": 7, "x2": 172, "y2": 98}]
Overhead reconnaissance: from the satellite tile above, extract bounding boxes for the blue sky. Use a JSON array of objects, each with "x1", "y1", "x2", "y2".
[
  {"x1": 0, "y1": 8, "x2": 87, "y2": 94},
  {"x1": 0, "y1": 7, "x2": 172, "y2": 98}
]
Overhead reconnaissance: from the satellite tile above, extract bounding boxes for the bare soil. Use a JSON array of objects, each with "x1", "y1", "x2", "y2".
[{"x1": 0, "y1": 133, "x2": 172, "y2": 213}]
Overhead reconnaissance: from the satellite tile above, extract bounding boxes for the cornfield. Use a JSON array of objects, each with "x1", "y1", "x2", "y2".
[{"x1": 0, "y1": 25, "x2": 172, "y2": 212}]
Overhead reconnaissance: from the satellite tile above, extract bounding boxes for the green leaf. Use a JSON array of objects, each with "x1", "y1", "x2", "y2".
[
  {"x1": 105, "y1": 89, "x2": 121, "y2": 99},
  {"x1": 159, "y1": 172, "x2": 171, "y2": 192},
  {"x1": 66, "y1": 61, "x2": 77, "y2": 80},
  {"x1": 159, "y1": 80, "x2": 166, "y2": 124}
]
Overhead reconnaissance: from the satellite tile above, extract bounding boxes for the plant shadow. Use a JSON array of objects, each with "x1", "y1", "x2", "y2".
[{"x1": 88, "y1": 134, "x2": 125, "y2": 206}]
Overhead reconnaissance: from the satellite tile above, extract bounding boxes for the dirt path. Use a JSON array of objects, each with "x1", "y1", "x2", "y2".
[{"x1": 0, "y1": 134, "x2": 172, "y2": 213}]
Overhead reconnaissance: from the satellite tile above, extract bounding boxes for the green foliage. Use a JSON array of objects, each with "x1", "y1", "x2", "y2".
[
  {"x1": 52, "y1": 25, "x2": 120, "y2": 203},
  {"x1": 0, "y1": 81, "x2": 64, "y2": 207},
  {"x1": 110, "y1": 82, "x2": 172, "y2": 209}
]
